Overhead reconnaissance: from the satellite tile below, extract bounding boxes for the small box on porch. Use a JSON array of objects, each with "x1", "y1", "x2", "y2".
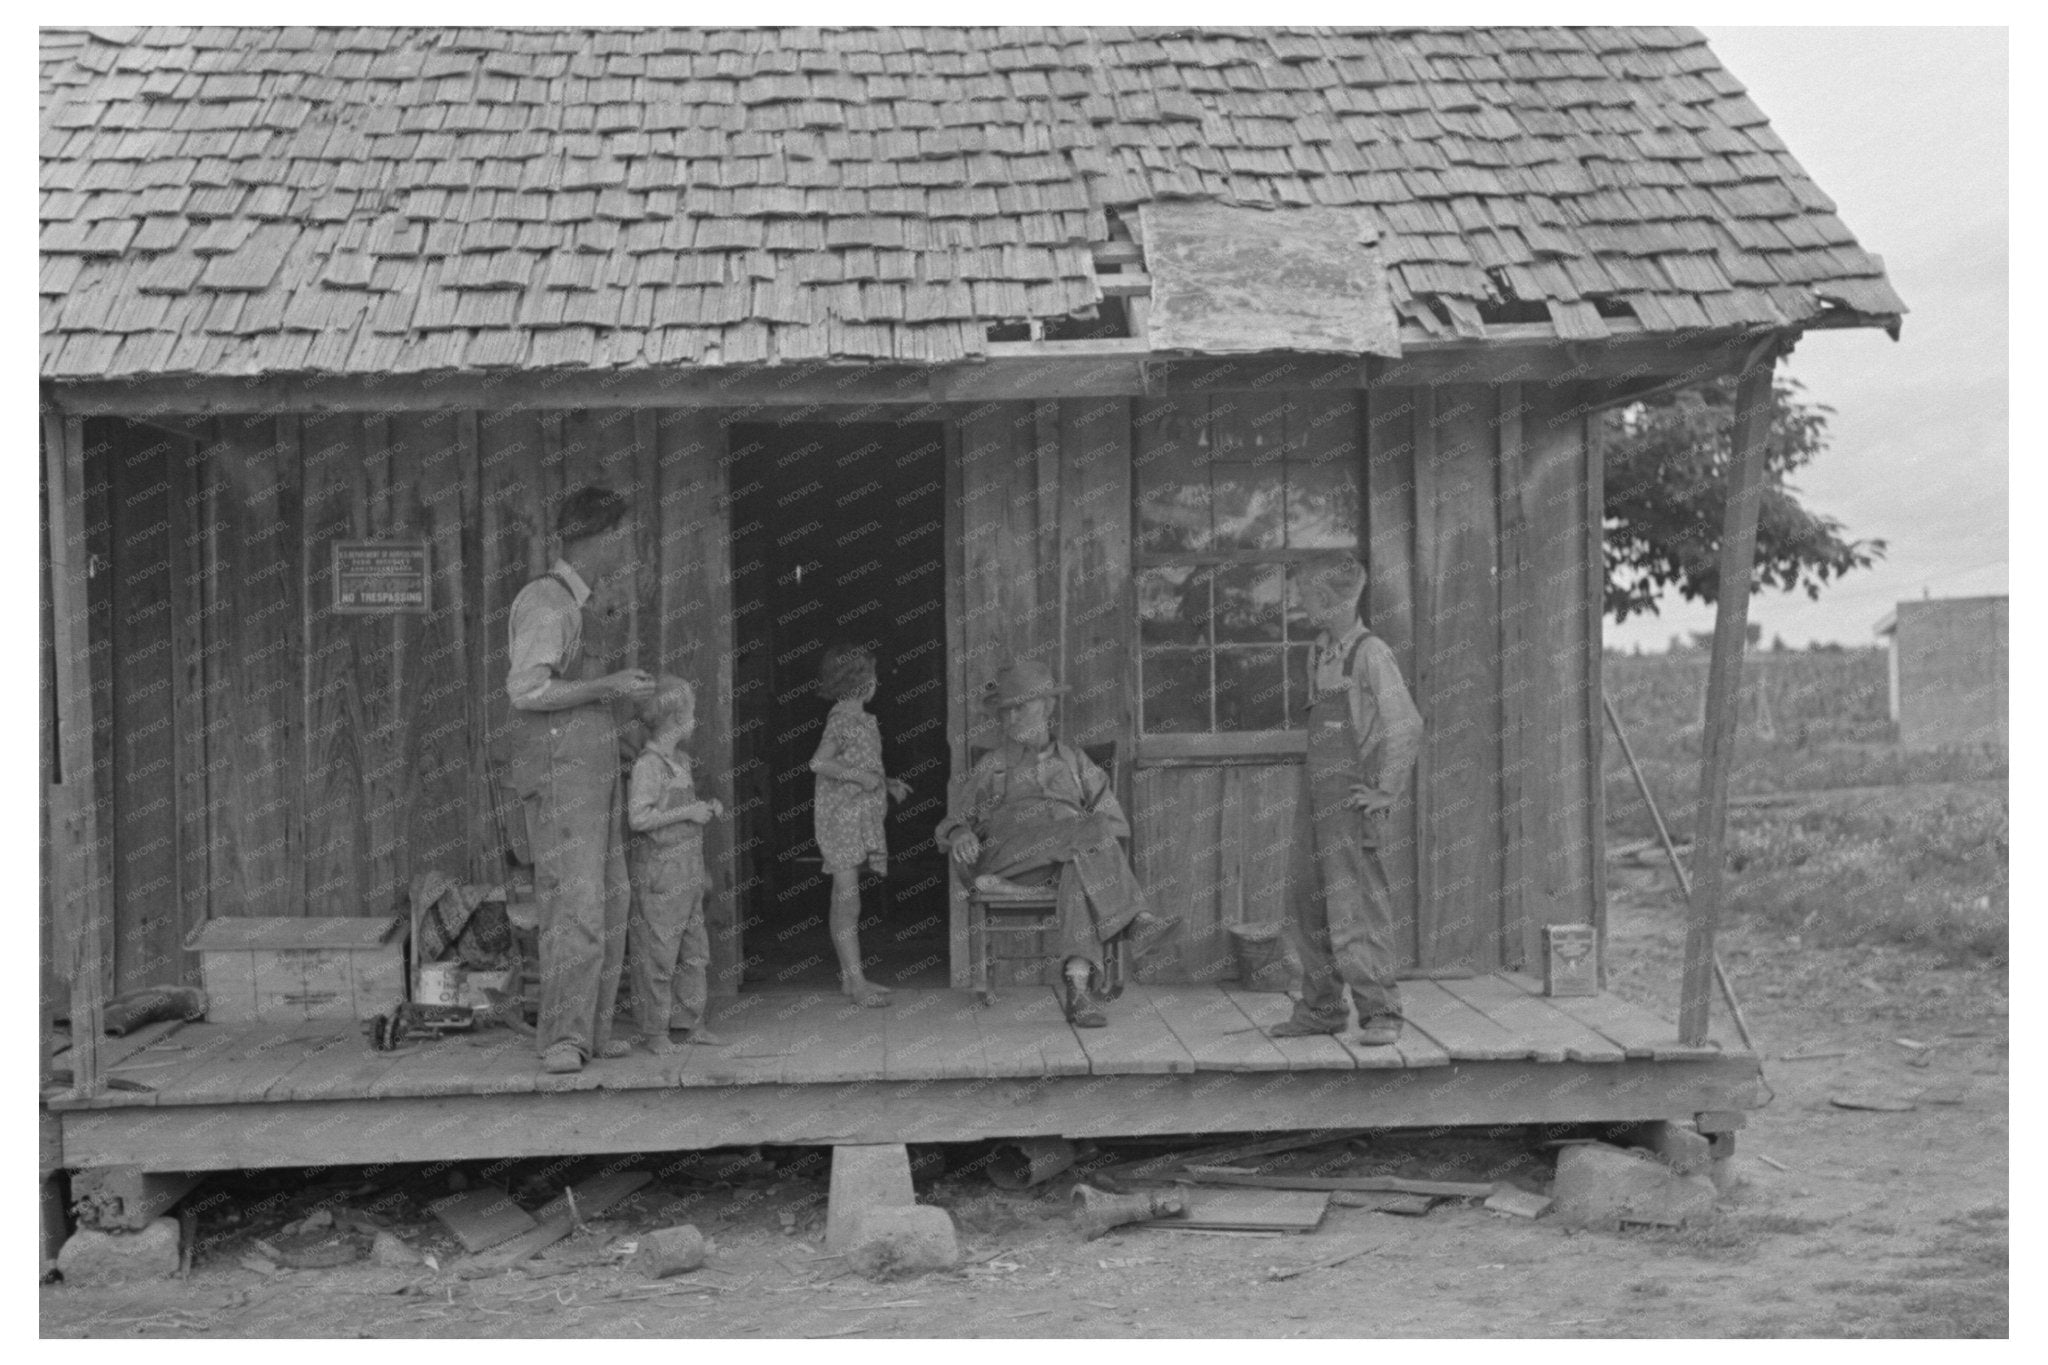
[
  {"x1": 186, "y1": 916, "x2": 407, "y2": 1023},
  {"x1": 1543, "y1": 924, "x2": 1599, "y2": 997}
]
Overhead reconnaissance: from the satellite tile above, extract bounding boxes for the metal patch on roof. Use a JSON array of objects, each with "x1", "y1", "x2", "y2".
[{"x1": 1139, "y1": 202, "x2": 1398, "y2": 357}]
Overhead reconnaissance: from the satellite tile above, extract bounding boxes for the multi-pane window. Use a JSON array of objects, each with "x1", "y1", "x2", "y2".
[{"x1": 1134, "y1": 391, "x2": 1363, "y2": 734}]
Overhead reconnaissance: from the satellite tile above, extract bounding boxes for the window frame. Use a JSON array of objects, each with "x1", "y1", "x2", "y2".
[{"x1": 1129, "y1": 393, "x2": 1367, "y2": 757}]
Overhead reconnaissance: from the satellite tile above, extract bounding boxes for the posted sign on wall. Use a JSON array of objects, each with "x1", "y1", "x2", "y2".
[{"x1": 332, "y1": 541, "x2": 431, "y2": 614}]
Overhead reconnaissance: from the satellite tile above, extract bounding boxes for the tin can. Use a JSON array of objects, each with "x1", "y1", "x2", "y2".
[
  {"x1": 416, "y1": 961, "x2": 462, "y2": 1006},
  {"x1": 1543, "y1": 925, "x2": 1599, "y2": 997},
  {"x1": 458, "y1": 969, "x2": 510, "y2": 1008}
]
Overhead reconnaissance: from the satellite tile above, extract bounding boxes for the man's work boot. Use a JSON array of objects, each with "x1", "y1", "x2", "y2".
[
  {"x1": 1355, "y1": 1015, "x2": 1403, "y2": 1047},
  {"x1": 541, "y1": 1043, "x2": 584, "y2": 1074},
  {"x1": 1064, "y1": 977, "x2": 1108, "y2": 1029}
]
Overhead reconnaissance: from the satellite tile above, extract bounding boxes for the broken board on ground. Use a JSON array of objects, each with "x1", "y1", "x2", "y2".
[
  {"x1": 427, "y1": 1188, "x2": 538, "y2": 1253},
  {"x1": 1141, "y1": 1188, "x2": 1329, "y2": 1233}
]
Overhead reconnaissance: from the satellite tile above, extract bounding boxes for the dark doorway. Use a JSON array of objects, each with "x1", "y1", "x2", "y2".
[{"x1": 728, "y1": 421, "x2": 951, "y2": 991}]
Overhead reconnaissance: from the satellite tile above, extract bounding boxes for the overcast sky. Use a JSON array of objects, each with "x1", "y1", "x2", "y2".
[{"x1": 1605, "y1": 26, "x2": 2009, "y2": 651}]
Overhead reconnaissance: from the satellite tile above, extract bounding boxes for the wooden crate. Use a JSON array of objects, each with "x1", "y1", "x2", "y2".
[{"x1": 186, "y1": 916, "x2": 406, "y2": 1023}]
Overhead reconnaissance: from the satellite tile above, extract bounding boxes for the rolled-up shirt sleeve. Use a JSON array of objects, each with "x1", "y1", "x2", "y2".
[
  {"x1": 935, "y1": 753, "x2": 1001, "y2": 849},
  {"x1": 506, "y1": 583, "x2": 573, "y2": 711},
  {"x1": 626, "y1": 753, "x2": 666, "y2": 832},
  {"x1": 1354, "y1": 636, "x2": 1423, "y2": 797}
]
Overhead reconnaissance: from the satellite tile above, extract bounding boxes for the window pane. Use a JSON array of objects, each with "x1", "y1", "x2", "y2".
[
  {"x1": 1213, "y1": 564, "x2": 1285, "y2": 644},
  {"x1": 1286, "y1": 644, "x2": 1314, "y2": 726},
  {"x1": 1215, "y1": 649, "x2": 1287, "y2": 731},
  {"x1": 1140, "y1": 648, "x2": 1211, "y2": 733},
  {"x1": 1211, "y1": 463, "x2": 1286, "y2": 551},
  {"x1": 1137, "y1": 483, "x2": 1214, "y2": 554},
  {"x1": 1283, "y1": 456, "x2": 1359, "y2": 549},
  {"x1": 1137, "y1": 566, "x2": 1210, "y2": 647},
  {"x1": 1135, "y1": 401, "x2": 1212, "y2": 553}
]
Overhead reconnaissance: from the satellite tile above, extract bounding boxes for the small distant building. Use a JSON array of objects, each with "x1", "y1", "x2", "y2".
[{"x1": 1874, "y1": 595, "x2": 2007, "y2": 747}]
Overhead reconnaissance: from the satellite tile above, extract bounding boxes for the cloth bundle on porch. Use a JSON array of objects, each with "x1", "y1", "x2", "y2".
[{"x1": 409, "y1": 870, "x2": 515, "y2": 970}]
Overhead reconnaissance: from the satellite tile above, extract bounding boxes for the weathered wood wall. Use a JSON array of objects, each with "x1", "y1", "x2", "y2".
[
  {"x1": 82, "y1": 408, "x2": 736, "y2": 997},
  {"x1": 77, "y1": 380, "x2": 1597, "y2": 998},
  {"x1": 950, "y1": 382, "x2": 1602, "y2": 985}
]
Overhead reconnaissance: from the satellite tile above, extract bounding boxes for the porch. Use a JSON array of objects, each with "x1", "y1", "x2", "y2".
[{"x1": 48, "y1": 976, "x2": 1760, "y2": 1173}]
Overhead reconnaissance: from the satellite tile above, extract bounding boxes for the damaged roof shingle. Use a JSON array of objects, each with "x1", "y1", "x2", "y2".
[{"x1": 40, "y1": 24, "x2": 1904, "y2": 380}]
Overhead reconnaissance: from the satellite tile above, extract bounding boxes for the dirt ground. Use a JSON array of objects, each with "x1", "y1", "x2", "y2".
[{"x1": 41, "y1": 843, "x2": 2007, "y2": 1339}]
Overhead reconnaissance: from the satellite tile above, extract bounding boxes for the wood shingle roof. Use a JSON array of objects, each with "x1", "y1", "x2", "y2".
[{"x1": 39, "y1": 26, "x2": 1906, "y2": 380}]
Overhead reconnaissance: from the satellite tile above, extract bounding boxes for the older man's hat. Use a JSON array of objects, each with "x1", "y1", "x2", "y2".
[{"x1": 981, "y1": 659, "x2": 1069, "y2": 711}]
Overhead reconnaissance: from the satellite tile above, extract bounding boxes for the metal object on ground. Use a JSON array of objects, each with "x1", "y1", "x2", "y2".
[
  {"x1": 989, "y1": 1137, "x2": 1077, "y2": 1190},
  {"x1": 1073, "y1": 1185, "x2": 1183, "y2": 1240},
  {"x1": 1226, "y1": 923, "x2": 1296, "y2": 992}
]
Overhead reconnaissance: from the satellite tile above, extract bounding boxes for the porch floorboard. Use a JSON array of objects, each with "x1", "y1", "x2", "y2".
[{"x1": 48, "y1": 976, "x2": 1761, "y2": 1173}]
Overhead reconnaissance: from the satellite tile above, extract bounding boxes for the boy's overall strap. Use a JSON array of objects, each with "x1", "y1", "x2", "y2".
[{"x1": 1342, "y1": 631, "x2": 1376, "y2": 680}]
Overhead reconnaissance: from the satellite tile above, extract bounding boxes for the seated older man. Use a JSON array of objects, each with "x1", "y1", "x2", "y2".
[{"x1": 936, "y1": 661, "x2": 1176, "y2": 1027}]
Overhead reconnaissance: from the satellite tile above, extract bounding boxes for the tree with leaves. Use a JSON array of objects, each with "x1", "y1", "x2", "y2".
[{"x1": 1599, "y1": 377, "x2": 1884, "y2": 622}]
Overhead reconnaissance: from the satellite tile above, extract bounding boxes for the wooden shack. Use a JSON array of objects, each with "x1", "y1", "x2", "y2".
[{"x1": 40, "y1": 27, "x2": 1903, "y2": 1191}]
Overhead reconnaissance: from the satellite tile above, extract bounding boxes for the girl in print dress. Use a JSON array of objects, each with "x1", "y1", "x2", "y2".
[{"x1": 808, "y1": 645, "x2": 910, "y2": 1007}]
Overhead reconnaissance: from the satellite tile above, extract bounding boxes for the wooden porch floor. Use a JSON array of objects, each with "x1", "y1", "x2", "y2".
[{"x1": 49, "y1": 976, "x2": 1760, "y2": 1173}]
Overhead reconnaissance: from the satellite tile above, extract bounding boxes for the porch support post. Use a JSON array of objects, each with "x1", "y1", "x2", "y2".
[
  {"x1": 1677, "y1": 340, "x2": 1781, "y2": 1045},
  {"x1": 42, "y1": 402, "x2": 107, "y2": 1095}
]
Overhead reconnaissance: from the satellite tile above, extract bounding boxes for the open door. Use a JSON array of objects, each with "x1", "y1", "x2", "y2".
[{"x1": 726, "y1": 420, "x2": 952, "y2": 991}]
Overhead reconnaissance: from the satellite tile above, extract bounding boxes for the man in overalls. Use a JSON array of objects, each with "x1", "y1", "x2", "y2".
[
  {"x1": 1271, "y1": 558, "x2": 1424, "y2": 1047},
  {"x1": 504, "y1": 486, "x2": 656, "y2": 1074}
]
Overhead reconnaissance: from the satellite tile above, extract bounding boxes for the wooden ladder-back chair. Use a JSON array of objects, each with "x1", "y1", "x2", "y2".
[{"x1": 964, "y1": 740, "x2": 1127, "y2": 1008}]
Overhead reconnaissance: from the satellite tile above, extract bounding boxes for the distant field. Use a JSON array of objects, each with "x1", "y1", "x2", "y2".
[
  {"x1": 1600, "y1": 648, "x2": 2007, "y2": 840},
  {"x1": 1601, "y1": 648, "x2": 2007, "y2": 966}
]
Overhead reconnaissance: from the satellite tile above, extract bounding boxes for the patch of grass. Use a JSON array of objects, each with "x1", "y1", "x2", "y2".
[
  {"x1": 1632, "y1": 1209, "x2": 1834, "y2": 1258},
  {"x1": 1722, "y1": 791, "x2": 2008, "y2": 963}
]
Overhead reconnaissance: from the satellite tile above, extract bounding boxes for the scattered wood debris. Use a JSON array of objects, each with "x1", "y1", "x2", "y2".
[
  {"x1": 1180, "y1": 1170, "x2": 1497, "y2": 1199},
  {"x1": 1141, "y1": 1188, "x2": 1328, "y2": 1233},
  {"x1": 1266, "y1": 1241, "x2": 1377, "y2": 1281},
  {"x1": 1483, "y1": 1188, "x2": 1553, "y2": 1219},
  {"x1": 428, "y1": 1189, "x2": 537, "y2": 1253}
]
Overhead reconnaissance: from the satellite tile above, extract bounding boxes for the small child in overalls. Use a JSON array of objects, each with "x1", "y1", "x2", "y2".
[
  {"x1": 626, "y1": 676, "x2": 726, "y2": 1051},
  {"x1": 808, "y1": 645, "x2": 911, "y2": 1007}
]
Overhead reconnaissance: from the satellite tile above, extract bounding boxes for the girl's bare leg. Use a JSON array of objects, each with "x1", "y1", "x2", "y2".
[{"x1": 830, "y1": 868, "x2": 890, "y2": 1007}]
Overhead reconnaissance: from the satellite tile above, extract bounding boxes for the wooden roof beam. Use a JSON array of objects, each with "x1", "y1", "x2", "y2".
[{"x1": 43, "y1": 327, "x2": 1776, "y2": 416}]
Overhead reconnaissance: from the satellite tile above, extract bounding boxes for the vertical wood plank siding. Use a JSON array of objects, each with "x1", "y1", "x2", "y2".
[{"x1": 79, "y1": 385, "x2": 1599, "y2": 989}]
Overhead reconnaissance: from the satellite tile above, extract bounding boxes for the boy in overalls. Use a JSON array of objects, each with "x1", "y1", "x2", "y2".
[
  {"x1": 504, "y1": 486, "x2": 655, "y2": 1074},
  {"x1": 1270, "y1": 558, "x2": 1424, "y2": 1047}
]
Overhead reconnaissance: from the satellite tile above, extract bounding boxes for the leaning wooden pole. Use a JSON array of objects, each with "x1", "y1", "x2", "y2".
[{"x1": 1678, "y1": 340, "x2": 1781, "y2": 1045}]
